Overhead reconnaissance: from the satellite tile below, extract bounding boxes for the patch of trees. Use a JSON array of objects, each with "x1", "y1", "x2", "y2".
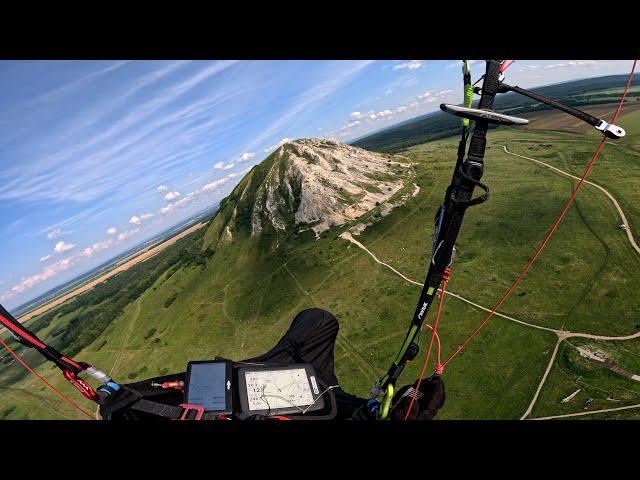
[{"x1": 164, "y1": 293, "x2": 179, "y2": 308}]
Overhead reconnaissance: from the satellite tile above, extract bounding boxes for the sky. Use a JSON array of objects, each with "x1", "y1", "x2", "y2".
[{"x1": 0, "y1": 59, "x2": 634, "y2": 309}]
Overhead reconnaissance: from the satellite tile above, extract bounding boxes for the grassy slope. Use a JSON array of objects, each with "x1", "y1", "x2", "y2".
[{"x1": 1, "y1": 110, "x2": 639, "y2": 419}]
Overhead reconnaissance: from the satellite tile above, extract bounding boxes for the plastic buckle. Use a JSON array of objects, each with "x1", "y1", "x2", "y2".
[
  {"x1": 178, "y1": 404, "x2": 205, "y2": 420},
  {"x1": 595, "y1": 120, "x2": 626, "y2": 139}
]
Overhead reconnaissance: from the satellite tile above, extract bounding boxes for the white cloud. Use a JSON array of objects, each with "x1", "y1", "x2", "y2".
[
  {"x1": 156, "y1": 185, "x2": 169, "y2": 192},
  {"x1": 248, "y1": 61, "x2": 373, "y2": 152},
  {"x1": 417, "y1": 89, "x2": 452, "y2": 103},
  {"x1": 393, "y1": 60, "x2": 424, "y2": 71},
  {"x1": 227, "y1": 167, "x2": 251, "y2": 179},
  {"x1": 521, "y1": 61, "x2": 599, "y2": 73},
  {"x1": 158, "y1": 165, "x2": 252, "y2": 219},
  {"x1": 107, "y1": 227, "x2": 117, "y2": 235},
  {"x1": 238, "y1": 152, "x2": 255, "y2": 162},
  {"x1": 202, "y1": 178, "x2": 229, "y2": 192},
  {"x1": 174, "y1": 197, "x2": 191, "y2": 207},
  {"x1": 445, "y1": 60, "x2": 480, "y2": 70},
  {"x1": 54, "y1": 240, "x2": 76, "y2": 253},
  {"x1": 342, "y1": 120, "x2": 361, "y2": 130},
  {"x1": 2, "y1": 257, "x2": 75, "y2": 300},
  {"x1": 40, "y1": 254, "x2": 52, "y2": 262},
  {"x1": 544, "y1": 61, "x2": 598, "y2": 70},
  {"x1": 129, "y1": 213, "x2": 153, "y2": 225},
  {"x1": 264, "y1": 138, "x2": 292, "y2": 153},
  {"x1": 117, "y1": 228, "x2": 140, "y2": 241},
  {"x1": 164, "y1": 191, "x2": 181, "y2": 201},
  {"x1": 82, "y1": 239, "x2": 113, "y2": 257},
  {"x1": 47, "y1": 228, "x2": 70, "y2": 240},
  {"x1": 213, "y1": 161, "x2": 235, "y2": 170},
  {"x1": 569, "y1": 61, "x2": 598, "y2": 67},
  {"x1": 336, "y1": 86, "x2": 458, "y2": 141}
]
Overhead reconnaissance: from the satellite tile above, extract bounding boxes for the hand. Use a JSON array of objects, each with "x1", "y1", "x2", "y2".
[{"x1": 390, "y1": 375, "x2": 446, "y2": 421}]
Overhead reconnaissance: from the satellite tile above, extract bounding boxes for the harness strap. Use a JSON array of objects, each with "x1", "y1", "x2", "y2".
[{"x1": 129, "y1": 398, "x2": 219, "y2": 420}]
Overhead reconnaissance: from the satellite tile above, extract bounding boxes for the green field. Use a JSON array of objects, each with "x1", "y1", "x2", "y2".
[{"x1": 2, "y1": 108, "x2": 639, "y2": 420}]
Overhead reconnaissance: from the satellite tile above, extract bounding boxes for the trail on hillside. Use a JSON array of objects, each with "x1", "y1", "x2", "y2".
[
  {"x1": 108, "y1": 297, "x2": 143, "y2": 377},
  {"x1": 340, "y1": 227, "x2": 640, "y2": 420},
  {"x1": 531, "y1": 403, "x2": 640, "y2": 420},
  {"x1": 500, "y1": 145, "x2": 640, "y2": 256}
]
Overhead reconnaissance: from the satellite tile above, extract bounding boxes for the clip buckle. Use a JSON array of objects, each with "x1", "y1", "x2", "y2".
[
  {"x1": 178, "y1": 404, "x2": 205, "y2": 420},
  {"x1": 63, "y1": 369, "x2": 99, "y2": 402},
  {"x1": 595, "y1": 120, "x2": 626, "y2": 139}
]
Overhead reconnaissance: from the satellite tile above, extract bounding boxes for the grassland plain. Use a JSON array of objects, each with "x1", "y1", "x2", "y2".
[{"x1": 1, "y1": 110, "x2": 639, "y2": 419}]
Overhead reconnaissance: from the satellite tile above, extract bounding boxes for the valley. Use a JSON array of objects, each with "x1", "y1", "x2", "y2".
[{"x1": 1, "y1": 101, "x2": 639, "y2": 420}]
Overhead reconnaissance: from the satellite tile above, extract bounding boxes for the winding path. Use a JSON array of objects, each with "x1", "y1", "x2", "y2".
[
  {"x1": 530, "y1": 402, "x2": 640, "y2": 420},
  {"x1": 499, "y1": 145, "x2": 640, "y2": 256},
  {"x1": 340, "y1": 207, "x2": 640, "y2": 420},
  {"x1": 340, "y1": 232, "x2": 640, "y2": 343}
]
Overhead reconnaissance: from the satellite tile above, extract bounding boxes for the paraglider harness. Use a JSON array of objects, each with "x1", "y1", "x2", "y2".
[{"x1": 0, "y1": 60, "x2": 633, "y2": 420}]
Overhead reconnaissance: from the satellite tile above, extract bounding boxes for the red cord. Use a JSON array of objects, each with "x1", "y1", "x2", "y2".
[
  {"x1": 441, "y1": 59, "x2": 637, "y2": 369},
  {"x1": 0, "y1": 336, "x2": 95, "y2": 420},
  {"x1": 404, "y1": 267, "x2": 450, "y2": 420},
  {"x1": 499, "y1": 60, "x2": 516, "y2": 73}
]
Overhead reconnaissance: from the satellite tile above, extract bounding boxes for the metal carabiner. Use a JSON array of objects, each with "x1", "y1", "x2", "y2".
[{"x1": 63, "y1": 369, "x2": 99, "y2": 402}]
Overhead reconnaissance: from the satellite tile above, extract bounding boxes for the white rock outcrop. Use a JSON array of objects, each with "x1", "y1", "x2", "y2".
[{"x1": 250, "y1": 138, "x2": 411, "y2": 237}]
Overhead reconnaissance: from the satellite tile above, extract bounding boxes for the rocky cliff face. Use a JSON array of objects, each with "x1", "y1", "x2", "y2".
[{"x1": 204, "y1": 138, "x2": 413, "y2": 249}]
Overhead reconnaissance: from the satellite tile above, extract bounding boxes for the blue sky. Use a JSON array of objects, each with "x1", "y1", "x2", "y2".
[{"x1": 0, "y1": 59, "x2": 633, "y2": 309}]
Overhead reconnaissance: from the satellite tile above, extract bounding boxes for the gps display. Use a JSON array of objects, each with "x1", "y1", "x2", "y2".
[{"x1": 237, "y1": 364, "x2": 325, "y2": 416}]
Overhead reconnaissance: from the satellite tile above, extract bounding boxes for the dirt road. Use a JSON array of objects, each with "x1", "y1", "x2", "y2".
[
  {"x1": 500, "y1": 145, "x2": 640, "y2": 256},
  {"x1": 340, "y1": 213, "x2": 640, "y2": 420}
]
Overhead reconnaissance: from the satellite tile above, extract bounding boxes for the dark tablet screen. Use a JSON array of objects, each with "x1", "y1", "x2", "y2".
[{"x1": 186, "y1": 362, "x2": 228, "y2": 411}]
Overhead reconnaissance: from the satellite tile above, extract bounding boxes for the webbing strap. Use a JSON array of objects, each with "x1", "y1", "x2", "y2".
[{"x1": 130, "y1": 398, "x2": 218, "y2": 420}]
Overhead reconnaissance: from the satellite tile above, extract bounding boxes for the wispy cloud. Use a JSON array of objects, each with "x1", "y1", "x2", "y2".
[
  {"x1": 54, "y1": 240, "x2": 75, "y2": 253},
  {"x1": 28, "y1": 61, "x2": 131, "y2": 106},
  {"x1": 335, "y1": 88, "x2": 454, "y2": 139},
  {"x1": 0, "y1": 61, "x2": 239, "y2": 205},
  {"x1": 264, "y1": 138, "x2": 292, "y2": 153},
  {"x1": 251, "y1": 61, "x2": 374, "y2": 151},
  {"x1": 129, "y1": 213, "x2": 153, "y2": 225},
  {"x1": 2, "y1": 257, "x2": 76, "y2": 301},
  {"x1": 164, "y1": 191, "x2": 181, "y2": 201},
  {"x1": 117, "y1": 228, "x2": 140, "y2": 241},
  {"x1": 393, "y1": 60, "x2": 424, "y2": 71},
  {"x1": 213, "y1": 161, "x2": 235, "y2": 170},
  {"x1": 237, "y1": 152, "x2": 255, "y2": 162},
  {"x1": 47, "y1": 228, "x2": 70, "y2": 240}
]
